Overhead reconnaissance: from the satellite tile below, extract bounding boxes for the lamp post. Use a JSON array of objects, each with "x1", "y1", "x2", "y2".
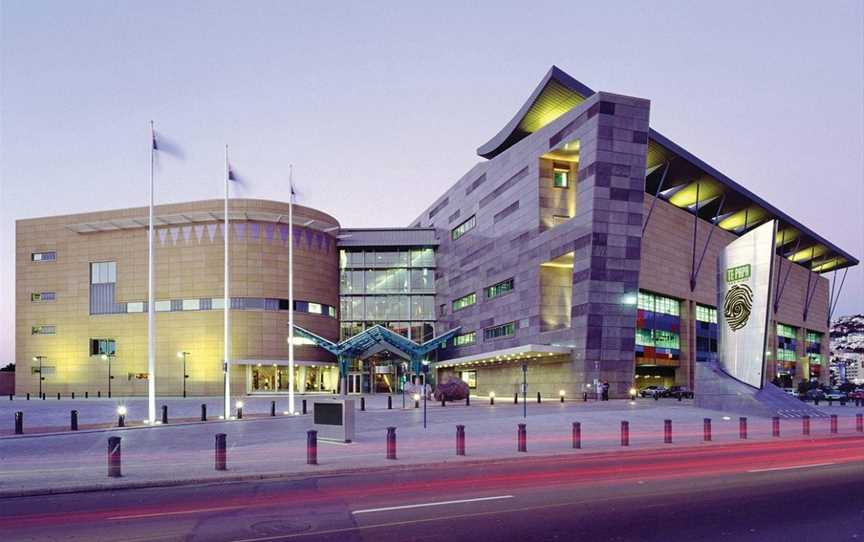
[
  {"x1": 421, "y1": 360, "x2": 430, "y2": 429},
  {"x1": 32, "y1": 356, "x2": 45, "y2": 397},
  {"x1": 101, "y1": 354, "x2": 115, "y2": 398},
  {"x1": 177, "y1": 351, "x2": 190, "y2": 397},
  {"x1": 522, "y1": 361, "x2": 528, "y2": 419}
]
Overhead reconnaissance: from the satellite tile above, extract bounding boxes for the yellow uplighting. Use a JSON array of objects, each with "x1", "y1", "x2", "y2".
[
  {"x1": 717, "y1": 207, "x2": 767, "y2": 231},
  {"x1": 667, "y1": 180, "x2": 723, "y2": 209},
  {"x1": 812, "y1": 258, "x2": 844, "y2": 273},
  {"x1": 518, "y1": 80, "x2": 585, "y2": 133},
  {"x1": 789, "y1": 245, "x2": 827, "y2": 263}
]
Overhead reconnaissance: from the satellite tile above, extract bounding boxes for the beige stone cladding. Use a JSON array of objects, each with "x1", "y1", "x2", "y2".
[
  {"x1": 16, "y1": 199, "x2": 340, "y2": 396},
  {"x1": 640, "y1": 195, "x2": 830, "y2": 387}
]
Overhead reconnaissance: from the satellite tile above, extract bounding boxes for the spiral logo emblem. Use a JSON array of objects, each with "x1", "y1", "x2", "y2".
[{"x1": 724, "y1": 284, "x2": 753, "y2": 331}]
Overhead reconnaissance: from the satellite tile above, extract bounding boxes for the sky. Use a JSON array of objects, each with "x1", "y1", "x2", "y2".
[{"x1": 1, "y1": 0, "x2": 862, "y2": 364}]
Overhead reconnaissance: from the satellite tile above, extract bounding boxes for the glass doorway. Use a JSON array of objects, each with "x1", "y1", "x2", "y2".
[{"x1": 347, "y1": 373, "x2": 362, "y2": 394}]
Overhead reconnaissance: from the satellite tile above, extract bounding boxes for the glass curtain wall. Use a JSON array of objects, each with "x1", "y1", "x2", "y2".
[{"x1": 695, "y1": 304, "x2": 718, "y2": 362}]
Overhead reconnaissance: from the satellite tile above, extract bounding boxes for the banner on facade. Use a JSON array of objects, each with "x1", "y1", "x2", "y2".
[{"x1": 717, "y1": 219, "x2": 777, "y2": 389}]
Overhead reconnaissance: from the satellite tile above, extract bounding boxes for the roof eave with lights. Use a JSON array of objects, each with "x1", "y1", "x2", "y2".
[{"x1": 432, "y1": 344, "x2": 573, "y2": 370}]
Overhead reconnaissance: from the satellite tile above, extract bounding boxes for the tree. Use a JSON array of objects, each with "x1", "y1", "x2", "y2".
[{"x1": 0, "y1": 363, "x2": 14, "y2": 372}]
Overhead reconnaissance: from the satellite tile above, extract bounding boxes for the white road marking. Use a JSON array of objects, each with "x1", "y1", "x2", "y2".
[
  {"x1": 748, "y1": 462, "x2": 835, "y2": 473},
  {"x1": 352, "y1": 495, "x2": 514, "y2": 515},
  {"x1": 109, "y1": 505, "x2": 246, "y2": 520}
]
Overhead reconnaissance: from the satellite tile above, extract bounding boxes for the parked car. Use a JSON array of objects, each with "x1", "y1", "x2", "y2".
[
  {"x1": 805, "y1": 389, "x2": 825, "y2": 401},
  {"x1": 639, "y1": 385, "x2": 669, "y2": 398},
  {"x1": 849, "y1": 389, "x2": 864, "y2": 401},
  {"x1": 668, "y1": 385, "x2": 694, "y2": 399},
  {"x1": 783, "y1": 389, "x2": 799, "y2": 398},
  {"x1": 823, "y1": 389, "x2": 847, "y2": 401}
]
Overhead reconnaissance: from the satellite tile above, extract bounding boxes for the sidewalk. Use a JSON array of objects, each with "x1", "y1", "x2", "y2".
[{"x1": 0, "y1": 397, "x2": 861, "y2": 498}]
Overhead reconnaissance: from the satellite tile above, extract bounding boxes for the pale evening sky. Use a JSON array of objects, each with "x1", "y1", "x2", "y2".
[{"x1": 1, "y1": 0, "x2": 862, "y2": 364}]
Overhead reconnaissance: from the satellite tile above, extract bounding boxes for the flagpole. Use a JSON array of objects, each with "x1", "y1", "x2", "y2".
[
  {"x1": 288, "y1": 165, "x2": 295, "y2": 415},
  {"x1": 147, "y1": 121, "x2": 156, "y2": 424},
  {"x1": 224, "y1": 145, "x2": 231, "y2": 420}
]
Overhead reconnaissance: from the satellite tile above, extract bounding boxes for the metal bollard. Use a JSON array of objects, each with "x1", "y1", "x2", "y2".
[
  {"x1": 57, "y1": 392, "x2": 60, "y2": 400},
  {"x1": 703, "y1": 418, "x2": 712, "y2": 442},
  {"x1": 71, "y1": 410, "x2": 79, "y2": 431},
  {"x1": 118, "y1": 412, "x2": 126, "y2": 427},
  {"x1": 236, "y1": 405, "x2": 243, "y2": 419},
  {"x1": 456, "y1": 425, "x2": 466, "y2": 456},
  {"x1": 71, "y1": 392, "x2": 75, "y2": 400},
  {"x1": 360, "y1": 397, "x2": 365, "y2": 411},
  {"x1": 830, "y1": 414, "x2": 838, "y2": 434},
  {"x1": 517, "y1": 423, "x2": 527, "y2": 452},
  {"x1": 802, "y1": 415, "x2": 810, "y2": 436},
  {"x1": 270, "y1": 401, "x2": 276, "y2": 417},
  {"x1": 307, "y1": 430, "x2": 318, "y2": 465},
  {"x1": 583, "y1": 392, "x2": 588, "y2": 402},
  {"x1": 108, "y1": 437, "x2": 122, "y2": 477},
  {"x1": 386, "y1": 427, "x2": 397, "y2": 460},
  {"x1": 664, "y1": 419, "x2": 672, "y2": 444},
  {"x1": 537, "y1": 392, "x2": 541, "y2": 404},
  {"x1": 772, "y1": 416, "x2": 780, "y2": 437},
  {"x1": 161, "y1": 405, "x2": 168, "y2": 424},
  {"x1": 14, "y1": 411, "x2": 23, "y2": 434},
  {"x1": 466, "y1": 395, "x2": 470, "y2": 406},
  {"x1": 441, "y1": 398, "x2": 446, "y2": 407},
  {"x1": 572, "y1": 422, "x2": 581, "y2": 449},
  {"x1": 739, "y1": 417, "x2": 748, "y2": 439},
  {"x1": 621, "y1": 421, "x2": 629, "y2": 446},
  {"x1": 26, "y1": 393, "x2": 30, "y2": 400},
  {"x1": 856, "y1": 413, "x2": 863, "y2": 433},
  {"x1": 514, "y1": 393, "x2": 518, "y2": 405},
  {"x1": 201, "y1": 404, "x2": 207, "y2": 422},
  {"x1": 302, "y1": 399, "x2": 307, "y2": 415},
  {"x1": 388, "y1": 396, "x2": 392, "y2": 410},
  {"x1": 215, "y1": 433, "x2": 227, "y2": 470},
  {"x1": 85, "y1": 391, "x2": 88, "y2": 399},
  {"x1": 98, "y1": 391, "x2": 101, "y2": 398},
  {"x1": 490, "y1": 394, "x2": 495, "y2": 406},
  {"x1": 42, "y1": 393, "x2": 45, "y2": 400}
]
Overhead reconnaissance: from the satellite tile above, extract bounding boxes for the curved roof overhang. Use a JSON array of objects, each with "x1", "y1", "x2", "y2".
[
  {"x1": 474, "y1": 65, "x2": 858, "y2": 273},
  {"x1": 292, "y1": 324, "x2": 462, "y2": 361}
]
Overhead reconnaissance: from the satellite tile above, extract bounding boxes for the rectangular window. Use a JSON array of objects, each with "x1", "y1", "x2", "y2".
[
  {"x1": 805, "y1": 330, "x2": 822, "y2": 344},
  {"x1": 461, "y1": 370, "x2": 477, "y2": 389},
  {"x1": 638, "y1": 290, "x2": 679, "y2": 316},
  {"x1": 31, "y1": 251, "x2": 57, "y2": 262},
  {"x1": 552, "y1": 215, "x2": 571, "y2": 226},
  {"x1": 454, "y1": 331, "x2": 476, "y2": 347},
  {"x1": 155, "y1": 300, "x2": 172, "y2": 312},
  {"x1": 127, "y1": 302, "x2": 145, "y2": 313},
  {"x1": 409, "y1": 248, "x2": 435, "y2": 267},
  {"x1": 181, "y1": 299, "x2": 200, "y2": 311},
  {"x1": 31, "y1": 292, "x2": 56, "y2": 302},
  {"x1": 777, "y1": 324, "x2": 797, "y2": 339},
  {"x1": 308, "y1": 302, "x2": 322, "y2": 314},
  {"x1": 485, "y1": 278, "x2": 514, "y2": 299},
  {"x1": 452, "y1": 292, "x2": 476, "y2": 312},
  {"x1": 451, "y1": 215, "x2": 476, "y2": 241},
  {"x1": 90, "y1": 261, "x2": 117, "y2": 284},
  {"x1": 410, "y1": 269, "x2": 434, "y2": 292},
  {"x1": 211, "y1": 297, "x2": 226, "y2": 310},
  {"x1": 553, "y1": 169, "x2": 569, "y2": 188},
  {"x1": 89, "y1": 338, "x2": 116, "y2": 356},
  {"x1": 32, "y1": 325, "x2": 56, "y2": 335},
  {"x1": 696, "y1": 305, "x2": 717, "y2": 324},
  {"x1": 484, "y1": 322, "x2": 515, "y2": 340}
]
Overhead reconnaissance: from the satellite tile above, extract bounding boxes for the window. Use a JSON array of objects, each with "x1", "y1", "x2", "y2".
[
  {"x1": 806, "y1": 331, "x2": 823, "y2": 344},
  {"x1": 211, "y1": 298, "x2": 226, "y2": 310},
  {"x1": 410, "y1": 269, "x2": 434, "y2": 292},
  {"x1": 155, "y1": 300, "x2": 171, "y2": 312},
  {"x1": 638, "y1": 290, "x2": 680, "y2": 316},
  {"x1": 410, "y1": 296, "x2": 435, "y2": 319},
  {"x1": 308, "y1": 302, "x2": 322, "y2": 314},
  {"x1": 451, "y1": 215, "x2": 476, "y2": 241},
  {"x1": 696, "y1": 305, "x2": 717, "y2": 323},
  {"x1": 409, "y1": 248, "x2": 435, "y2": 267},
  {"x1": 777, "y1": 324, "x2": 797, "y2": 339},
  {"x1": 484, "y1": 322, "x2": 515, "y2": 340},
  {"x1": 90, "y1": 338, "x2": 116, "y2": 356},
  {"x1": 452, "y1": 292, "x2": 476, "y2": 311},
  {"x1": 127, "y1": 302, "x2": 144, "y2": 313},
  {"x1": 454, "y1": 331, "x2": 476, "y2": 347},
  {"x1": 31, "y1": 292, "x2": 56, "y2": 302},
  {"x1": 32, "y1": 325, "x2": 56, "y2": 335},
  {"x1": 90, "y1": 261, "x2": 117, "y2": 284},
  {"x1": 31, "y1": 251, "x2": 56, "y2": 262},
  {"x1": 485, "y1": 278, "x2": 514, "y2": 299},
  {"x1": 552, "y1": 215, "x2": 571, "y2": 226},
  {"x1": 461, "y1": 370, "x2": 477, "y2": 389},
  {"x1": 553, "y1": 169, "x2": 569, "y2": 188}
]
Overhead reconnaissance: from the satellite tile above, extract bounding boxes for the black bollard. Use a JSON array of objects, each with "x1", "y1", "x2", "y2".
[
  {"x1": 42, "y1": 393, "x2": 45, "y2": 400},
  {"x1": 441, "y1": 398, "x2": 446, "y2": 408},
  {"x1": 739, "y1": 417, "x2": 748, "y2": 439},
  {"x1": 466, "y1": 395, "x2": 470, "y2": 406},
  {"x1": 388, "y1": 396, "x2": 392, "y2": 410},
  {"x1": 490, "y1": 394, "x2": 495, "y2": 406},
  {"x1": 270, "y1": 401, "x2": 276, "y2": 417},
  {"x1": 415, "y1": 397, "x2": 420, "y2": 409},
  {"x1": 386, "y1": 427, "x2": 397, "y2": 460},
  {"x1": 108, "y1": 437, "x2": 122, "y2": 477},
  {"x1": 98, "y1": 391, "x2": 101, "y2": 398},
  {"x1": 71, "y1": 410, "x2": 79, "y2": 431},
  {"x1": 772, "y1": 416, "x2": 780, "y2": 437},
  {"x1": 456, "y1": 425, "x2": 466, "y2": 456},
  {"x1": 517, "y1": 423, "x2": 527, "y2": 452},
  {"x1": 307, "y1": 430, "x2": 318, "y2": 465},
  {"x1": 703, "y1": 418, "x2": 712, "y2": 442},
  {"x1": 537, "y1": 392, "x2": 541, "y2": 404},
  {"x1": 85, "y1": 391, "x2": 88, "y2": 399},
  {"x1": 71, "y1": 392, "x2": 75, "y2": 400},
  {"x1": 856, "y1": 413, "x2": 863, "y2": 433},
  {"x1": 802, "y1": 415, "x2": 810, "y2": 436},
  {"x1": 514, "y1": 393, "x2": 518, "y2": 405},
  {"x1": 664, "y1": 419, "x2": 672, "y2": 444},
  {"x1": 161, "y1": 405, "x2": 168, "y2": 424},
  {"x1": 302, "y1": 399, "x2": 307, "y2": 415},
  {"x1": 360, "y1": 397, "x2": 365, "y2": 411},
  {"x1": 26, "y1": 393, "x2": 30, "y2": 400},
  {"x1": 237, "y1": 405, "x2": 243, "y2": 419},
  {"x1": 201, "y1": 404, "x2": 207, "y2": 422},
  {"x1": 582, "y1": 392, "x2": 588, "y2": 402},
  {"x1": 117, "y1": 411, "x2": 126, "y2": 428},
  {"x1": 572, "y1": 421, "x2": 581, "y2": 449},
  {"x1": 621, "y1": 421, "x2": 630, "y2": 446},
  {"x1": 14, "y1": 411, "x2": 23, "y2": 434},
  {"x1": 215, "y1": 433, "x2": 227, "y2": 471},
  {"x1": 830, "y1": 414, "x2": 838, "y2": 434},
  {"x1": 560, "y1": 393, "x2": 565, "y2": 403},
  {"x1": 57, "y1": 392, "x2": 60, "y2": 400}
]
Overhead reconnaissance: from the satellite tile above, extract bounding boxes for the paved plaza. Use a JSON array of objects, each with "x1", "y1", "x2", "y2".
[{"x1": 0, "y1": 395, "x2": 861, "y2": 497}]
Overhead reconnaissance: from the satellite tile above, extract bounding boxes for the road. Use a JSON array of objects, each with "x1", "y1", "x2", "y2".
[{"x1": 1, "y1": 435, "x2": 862, "y2": 542}]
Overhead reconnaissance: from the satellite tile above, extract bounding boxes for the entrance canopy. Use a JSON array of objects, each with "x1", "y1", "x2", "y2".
[{"x1": 292, "y1": 324, "x2": 462, "y2": 374}]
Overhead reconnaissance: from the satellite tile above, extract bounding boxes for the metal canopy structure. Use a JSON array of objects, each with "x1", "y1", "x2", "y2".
[
  {"x1": 292, "y1": 324, "x2": 462, "y2": 388},
  {"x1": 475, "y1": 66, "x2": 858, "y2": 274},
  {"x1": 66, "y1": 209, "x2": 339, "y2": 234}
]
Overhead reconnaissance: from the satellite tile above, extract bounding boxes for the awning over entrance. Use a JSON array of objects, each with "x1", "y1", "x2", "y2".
[
  {"x1": 292, "y1": 324, "x2": 462, "y2": 375},
  {"x1": 432, "y1": 344, "x2": 573, "y2": 370}
]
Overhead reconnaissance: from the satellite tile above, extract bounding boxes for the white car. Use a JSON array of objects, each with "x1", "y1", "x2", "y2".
[{"x1": 639, "y1": 386, "x2": 668, "y2": 398}]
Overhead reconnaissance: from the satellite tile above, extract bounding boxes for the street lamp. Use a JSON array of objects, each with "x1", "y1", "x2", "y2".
[
  {"x1": 522, "y1": 361, "x2": 528, "y2": 418},
  {"x1": 32, "y1": 356, "x2": 46, "y2": 397},
  {"x1": 101, "y1": 354, "x2": 115, "y2": 398},
  {"x1": 177, "y1": 351, "x2": 190, "y2": 397},
  {"x1": 421, "y1": 360, "x2": 430, "y2": 429}
]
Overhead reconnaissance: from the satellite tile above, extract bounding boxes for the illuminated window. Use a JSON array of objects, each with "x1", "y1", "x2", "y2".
[
  {"x1": 638, "y1": 290, "x2": 679, "y2": 316},
  {"x1": 31, "y1": 292, "x2": 56, "y2": 302},
  {"x1": 211, "y1": 298, "x2": 226, "y2": 310},
  {"x1": 696, "y1": 305, "x2": 717, "y2": 323},
  {"x1": 484, "y1": 322, "x2": 515, "y2": 340},
  {"x1": 182, "y1": 299, "x2": 200, "y2": 311},
  {"x1": 127, "y1": 302, "x2": 144, "y2": 313},
  {"x1": 31, "y1": 251, "x2": 56, "y2": 262},
  {"x1": 89, "y1": 338, "x2": 116, "y2": 356},
  {"x1": 454, "y1": 331, "x2": 476, "y2": 347},
  {"x1": 451, "y1": 215, "x2": 476, "y2": 241},
  {"x1": 777, "y1": 324, "x2": 797, "y2": 339},
  {"x1": 90, "y1": 261, "x2": 117, "y2": 284},
  {"x1": 308, "y1": 302, "x2": 322, "y2": 314},
  {"x1": 485, "y1": 278, "x2": 514, "y2": 299},
  {"x1": 154, "y1": 300, "x2": 171, "y2": 312},
  {"x1": 31, "y1": 325, "x2": 56, "y2": 335},
  {"x1": 452, "y1": 292, "x2": 476, "y2": 312},
  {"x1": 552, "y1": 215, "x2": 571, "y2": 226},
  {"x1": 553, "y1": 169, "x2": 569, "y2": 188},
  {"x1": 461, "y1": 370, "x2": 477, "y2": 388}
]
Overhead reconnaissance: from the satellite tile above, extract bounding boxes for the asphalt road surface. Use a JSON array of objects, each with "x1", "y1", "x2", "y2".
[{"x1": 2, "y1": 435, "x2": 862, "y2": 542}]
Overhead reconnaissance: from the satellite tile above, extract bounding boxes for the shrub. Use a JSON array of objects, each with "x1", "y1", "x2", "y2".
[{"x1": 434, "y1": 378, "x2": 469, "y2": 401}]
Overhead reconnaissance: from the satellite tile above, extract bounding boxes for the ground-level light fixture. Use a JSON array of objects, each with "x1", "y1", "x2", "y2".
[
  {"x1": 117, "y1": 405, "x2": 127, "y2": 415},
  {"x1": 559, "y1": 389, "x2": 566, "y2": 403},
  {"x1": 117, "y1": 405, "x2": 127, "y2": 427},
  {"x1": 629, "y1": 387, "x2": 637, "y2": 398}
]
